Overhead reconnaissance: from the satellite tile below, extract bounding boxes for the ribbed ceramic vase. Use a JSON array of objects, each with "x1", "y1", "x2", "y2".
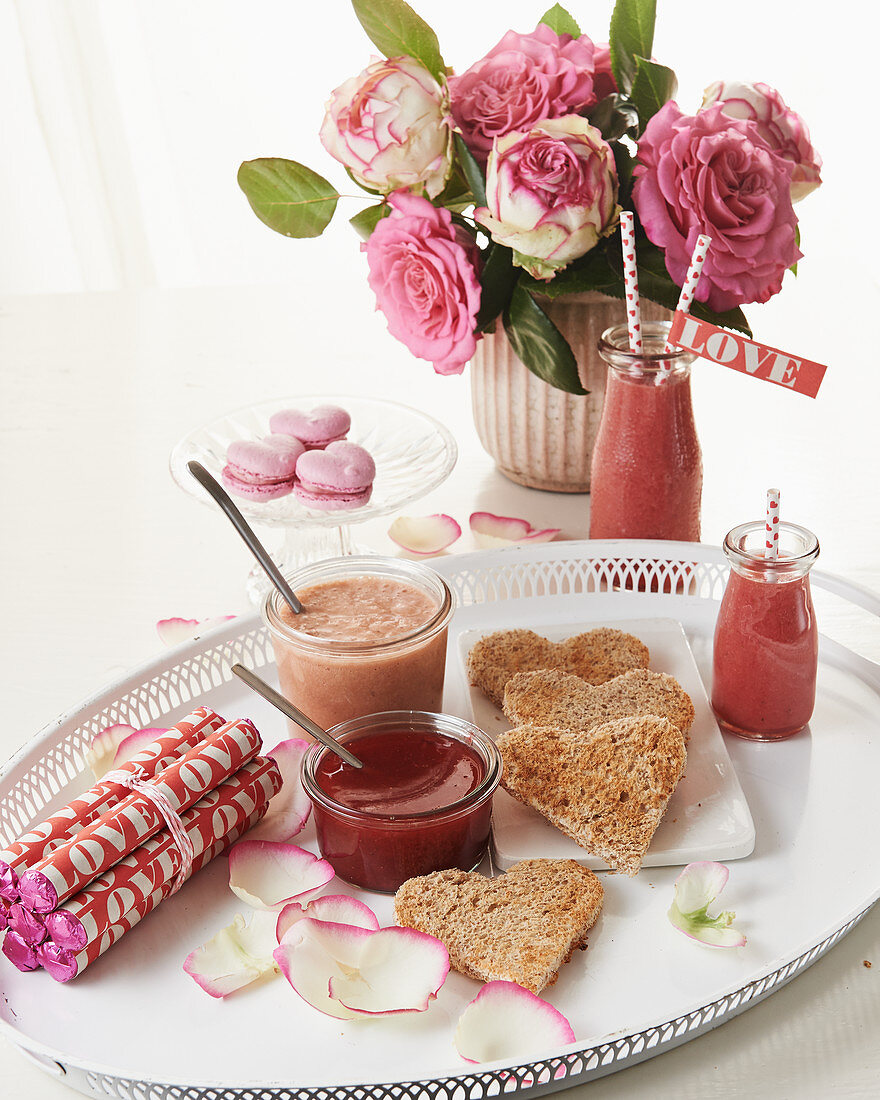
[{"x1": 470, "y1": 291, "x2": 671, "y2": 492}]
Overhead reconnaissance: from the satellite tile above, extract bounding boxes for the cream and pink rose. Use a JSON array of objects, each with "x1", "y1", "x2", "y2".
[
  {"x1": 476, "y1": 116, "x2": 619, "y2": 281},
  {"x1": 320, "y1": 57, "x2": 452, "y2": 199},
  {"x1": 449, "y1": 24, "x2": 596, "y2": 163},
  {"x1": 701, "y1": 80, "x2": 822, "y2": 202},
  {"x1": 364, "y1": 192, "x2": 481, "y2": 376},
  {"x1": 633, "y1": 101, "x2": 802, "y2": 312}
]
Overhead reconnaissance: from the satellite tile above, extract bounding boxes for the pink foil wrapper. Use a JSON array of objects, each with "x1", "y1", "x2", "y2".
[
  {"x1": 43, "y1": 754, "x2": 281, "y2": 980},
  {"x1": 1, "y1": 930, "x2": 39, "y2": 972},
  {"x1": 7, "y1": 903, "x2": 47, "y2": 946},
  {"x1": 0, "y1": 706, "x2": 225, "y2": 896},
  {"x1": 19, "y1": 717, "x2": 261, "y2": 912}
]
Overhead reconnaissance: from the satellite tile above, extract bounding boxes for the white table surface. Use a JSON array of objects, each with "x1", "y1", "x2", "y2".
[{"x1": 0, "y1": 282, "x2": 878, "y2": 1098}]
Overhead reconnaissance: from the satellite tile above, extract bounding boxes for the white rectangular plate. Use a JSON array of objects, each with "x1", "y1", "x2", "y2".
[{"x1": 456, "y1": 617, "x2": 755, "y2": 871}]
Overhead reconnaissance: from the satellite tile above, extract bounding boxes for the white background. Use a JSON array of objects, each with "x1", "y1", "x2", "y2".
[{"x1": 1, "y1": 1, "x2": 878, "y2": 1097}]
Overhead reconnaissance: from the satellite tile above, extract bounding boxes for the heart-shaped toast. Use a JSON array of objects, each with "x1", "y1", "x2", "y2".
[
  {"x1": 467, "y1": 628, "x2": 650, "y2": 708},
  {"x1": 503, "y1": 667, "x2": 695, "y2": 736},
  {"x1": 394, "y1": 858, "x2": 603, "y2": 993},
  {"x1": 497, "y1": 716, "x2": 687, "y2": 876}
]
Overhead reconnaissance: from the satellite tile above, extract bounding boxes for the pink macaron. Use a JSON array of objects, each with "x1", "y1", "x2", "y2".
[
  {"x1": 221, "y1": 434, "x2": 305, "y2": 501},
  {"x1": 269, "y1": 405, "x2": 351, "y2": 449},
  {"x1": 294, "y1": 442, "x2": 376, "y2": 511}
]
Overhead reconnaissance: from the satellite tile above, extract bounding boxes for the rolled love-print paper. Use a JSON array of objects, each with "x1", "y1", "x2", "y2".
[
  {"x1": 19, "y1": 717, "x2": 262, "y2": 913},
  {"x1": 39, "y1": 755, "x2": 281, "y2": 981},
  {"x1": 0, "y1": 706, "x2": 225, "y2": 900}
]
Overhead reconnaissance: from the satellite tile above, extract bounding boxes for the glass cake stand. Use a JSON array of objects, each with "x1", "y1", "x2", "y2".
[{"x1": 170, "y1": 395, "x2": 458, "y2": 604}]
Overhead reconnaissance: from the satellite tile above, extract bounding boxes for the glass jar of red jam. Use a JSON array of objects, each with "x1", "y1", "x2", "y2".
[
  {"x1": 712, "y1": 521, "x2": 819, "y2": 741},
  {"x1": 590, "y1": 321, "x2": 702, "y2": 542},
  {"x1": 301, "y1": 711, "x2": 502, "y2": 893}
]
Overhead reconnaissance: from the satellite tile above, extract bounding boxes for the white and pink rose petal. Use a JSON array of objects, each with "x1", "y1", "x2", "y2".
[
  {"x1": 245, "y1": 738, "x2": 312, "y2": 842},
  {"x1": 454, "y1": 981, "x2": 575, "y2": 1063},
  {"x1": 388, "y1": 514, "x2": 462, "y2": 556},
  {"x1": 277, "y1": 894, "x2": 380, "y2": 942},
  {"x1": 183, "y1": 910, "x2": 280, "y2": 998},
  {"x1": 156, "y1": 616, "x2": 236, "y2": 648},
  {"x1": 469, "y1": 512, "x2": 560, "y2": 549},
  {"x1": 228, "y1": 841, "x2": 334, "y2": 911},
  {"x1": 667, "y1": 861, "x2": 747, "y2": 948}
]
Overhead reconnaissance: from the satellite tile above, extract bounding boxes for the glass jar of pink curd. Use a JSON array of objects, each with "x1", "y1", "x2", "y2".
[
  {"x1": 262, "y1": 556, "x2": 454, "y2": 731},
  {"x1": 712, "y1": 521, "x2": 819, "y2": 741},
  {"x1": 589, "y1": 321, "x2": 702, "y2": 542}
]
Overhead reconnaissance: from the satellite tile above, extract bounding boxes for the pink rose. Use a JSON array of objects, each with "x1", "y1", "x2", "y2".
[
  {"x1": 320, "y1": 57, "x2": 452, "y2": 199},
  {"x1": 591, "y1": 43, "x2": 617, "y2": 102},
  {"x1": 364, "y1": 192, "x2": 481, "y2": 376},
  {"x1": 476, "y1": 116, "x2": 619, "y2": 280},
  {"x1": 449, "y1": 24, "x2": 595, "y2": 163},
  {"x1": 633, "y1": 101, "x2": 802, "y2": 312},
  {"x1": 701, "y1": 80, "x2": 822, "y2": 202}
]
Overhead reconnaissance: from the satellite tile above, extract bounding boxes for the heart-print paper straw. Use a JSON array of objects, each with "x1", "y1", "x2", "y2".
[
  {"x1": 765, "y1": 488, "x2": 781, "y2": 559},
  {"x1": 620, "y1": 211, "x2": 641, "y2": 352},
  {"x1": 663, "y1": 233, "x2": 713, "y2": 359},
  {"x1": 0, "y1": 706, "x2": 225, "y2": 902},
  {"x1": 38, "y1": 755, "x2": 281, "y2": 981},
  {"x1": 18, "y1": 717, "x2": 262, "y2": 912}
]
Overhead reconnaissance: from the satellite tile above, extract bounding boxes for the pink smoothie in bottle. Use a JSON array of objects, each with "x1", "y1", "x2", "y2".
[
  {"x1": 590, "y1": 322, "x2": 702, "y2": 541},
  {"x1": 712, "y1": 521, "x2": 819, "y2": 741},
  {"x1": 262, "y1": 557, "x2": 454, "y2": 730}
]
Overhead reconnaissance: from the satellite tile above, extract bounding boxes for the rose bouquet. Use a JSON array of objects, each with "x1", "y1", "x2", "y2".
[{"x1": 238, "y1": 0, "x2": 820, "y2": 394}]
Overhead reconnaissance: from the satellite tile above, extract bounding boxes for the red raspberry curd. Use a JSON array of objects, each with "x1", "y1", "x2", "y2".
[{"x1": 301, "y1": 713, "x2": 502, "y2": 892}]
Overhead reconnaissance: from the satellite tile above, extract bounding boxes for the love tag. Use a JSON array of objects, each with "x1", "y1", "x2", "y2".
[{"x1": 668, "y1": 312, "x2": 827, "y2": 398}]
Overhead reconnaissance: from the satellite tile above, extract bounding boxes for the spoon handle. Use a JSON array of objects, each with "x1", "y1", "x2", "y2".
[
  {"x1": 231, "y1": 664, "x2": 364, "y2": 769},
  {"x1": 187, "y1": 460, "x2": 303, "y2": 615}
]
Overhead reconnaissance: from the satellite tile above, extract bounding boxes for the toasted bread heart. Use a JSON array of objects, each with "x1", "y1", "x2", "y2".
[
  {"x1": 503, "y1": 667, "x2": 695, "y2": 737},
  {"x1": 394, "y1": 858, "x2": 603, "y2": 993},
  {"x1": 497, "y1": 716, "x2": 687, "y2": 876},
  {"x1": 467, "y1": 627, "x2": 650, "y2": 708}
]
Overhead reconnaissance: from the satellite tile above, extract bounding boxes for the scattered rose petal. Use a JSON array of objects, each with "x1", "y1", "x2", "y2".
[
  {"x1": 156, "y1": 615, "x2": 236, "y2": 647},
  {"x1": 454, "y1": 981, "x2": 575, "y2": 1063},
  {"x1": 245, "y1": 739, "x2": 312, "y2": 842},
  {"x1": 388, "y1": 514, "x2": 462, "y2": 556},
  {"x1": 86, "y1": 724, "x2": 138, "y2": 779},
  {"x1": 228, "y1": 841, "x2": 334, "y2": 911},
  {"x1": 114, "y1": 727, "x2": 168, "y2": 767},
  {"x1": 275, "y1": 918, "x2": 449, "y2": 1019},
  {"x1": 277, "y1": 894, "x2": 379, "y2": 943},
  {"x1": 469, "y1": 512, "x2": 560, "y2": 549},
  {"x1": 183, "y1": 910, "x2": 279, "y2": 997},
  {"x1": 668, "y1": 861, "x2": 747, "y2": 948}
]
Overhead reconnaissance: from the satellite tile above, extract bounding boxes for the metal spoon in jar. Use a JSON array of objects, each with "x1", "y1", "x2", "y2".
[
  {"x1": 186, "y1": 460, "x2": 303, "y2": 615},
  {"x1": 231, "y1": 663, "x2": 364, "y2": 769}
]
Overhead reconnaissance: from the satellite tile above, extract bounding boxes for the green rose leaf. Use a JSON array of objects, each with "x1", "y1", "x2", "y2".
[
  {"x1": 539, "y1": 4, "x2": 582, "y2": 37},
  {"x1": 519, "y1": 245, "x2": 621, "y2": 300},
  {"x1": 630, "y1": 57, "x2": 678, "y2": 131},
  {"x1": 351, "y1": 0, "x2": 445, "y2": 82},
  {"x1": 503, "y1": 282, "x2": 587, "y2": 394},
  {"x1": 476, "y1": 244, "x2": 520, "y2": 331},
  {"x1": 349, "y1": 202, "x2": 389, "y2": 241},
  {"x1": 238, "y1": 158, "x2": 339, "y2": 238},
  {"x1": 454, "y1": 133, "x2": 486, "y2": 209},
  {"x1": 609, "y1": 0, "x2": 656, "y2": 94},
  {"x1": 587, "y1": 93, "x2": 640, "y2": 143}
]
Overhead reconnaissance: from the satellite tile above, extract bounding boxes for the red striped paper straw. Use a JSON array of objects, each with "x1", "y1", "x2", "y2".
[
  {"x1": 620, "y1": 211, "x2": 641, "y2": 352},
  {"x1": 663, "y1": 233, "x2": 713, "y2": 357},
  {"x1": 765, "y1": 488, "x2": 781, "y2": 559}
]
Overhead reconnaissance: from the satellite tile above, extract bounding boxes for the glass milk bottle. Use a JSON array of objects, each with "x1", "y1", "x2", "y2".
[
  {"x1": 712, "y1": 521, "x2": 820, "y2": 740},
  {"x1": 589, "y1": 321, "x2": 702, "y2": 541}
]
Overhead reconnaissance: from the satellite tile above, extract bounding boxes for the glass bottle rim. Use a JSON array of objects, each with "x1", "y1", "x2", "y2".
[
  {"x1": 261, "y1": 555, "x2": 454, "y2": 655},
  {"x1": 301, "y1": 710, "x2": 503, "y2": 824},
  {"x1": 723, "y1": 520, "x2": 820, "y2": 573},
  {"x1": 598, "y1": 320, "x2": 697, "y2": 375}
]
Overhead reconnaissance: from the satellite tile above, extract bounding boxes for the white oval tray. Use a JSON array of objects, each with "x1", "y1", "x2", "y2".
[{"x1": 1, "y1": 540, "x2": 878, "y2": 1100}]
